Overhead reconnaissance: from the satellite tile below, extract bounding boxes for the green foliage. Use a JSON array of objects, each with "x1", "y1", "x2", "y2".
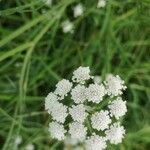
[{"x1": 0, "y1": 0, "x2": 150, "y2": 149}]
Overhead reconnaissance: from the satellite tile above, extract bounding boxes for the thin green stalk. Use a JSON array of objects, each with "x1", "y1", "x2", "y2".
[{"x1": 0, "y1": 42, "x2": 33, "y2": 62}]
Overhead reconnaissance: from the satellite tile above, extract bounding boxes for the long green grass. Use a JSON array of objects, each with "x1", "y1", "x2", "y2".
[{"x1": 0, "y1": 0, "x2": 150, "y2": 149}]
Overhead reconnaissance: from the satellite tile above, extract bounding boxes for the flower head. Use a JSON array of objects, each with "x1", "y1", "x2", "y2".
[
  {"x1": 49, "y1": 122, "x2": 66, "y2": 140},
  {"x1": 72, "y1": 66, "x2": 91, "y2": 84},
  {"x1": 73, "y1": 3, "x2": 84, "y2": 18},
  {"x1": 45, "y1": 92, "x2": 58, "y2": 114},
  {"x1": 69, "y1": 104, "x2": 87, "y2": 123},
  {"x1": 45, "y1": 67, "x2": 127, "y2": 149},
  {"x1": 86, "y1": 84, "x2": 106, "y2": 103},
  {"x1": 105, "y1": 74, "x2": 126, "y2": 97},
  {"x1": 51, "y1": 102, "x2": 68, "y2": 123},
  {"x1": 85, "y1": 135, "x2": 107, "y2": 150},
  {"x1": 71, "y1": 85, "x2": 87, "y2": 104},
  {"x1": 55, "y1": 79, "x2": 73, "y2": 99},
  {"x1": 62, "y1": 20, "x2": 74, "y2": 33},
  {"x1": 105, "y1": 122, "x2": 125, "y2": 144},
  {"x1": 91, "y1": 110, "x2": 111, "y2": 131},
  {"x1": 108, "y1": 97, "x2": 127, "y2": 119},
  {"x1": 69, "y1": 122, "x2": 87, "y2": 142},
  {"x1": 97, "y1": 0, "x2": 106, "y2": 8}
]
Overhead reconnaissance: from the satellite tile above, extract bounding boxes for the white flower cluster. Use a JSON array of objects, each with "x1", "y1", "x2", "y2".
[
  {"x1": 105, "y1": 74, "x2": 127, "y2": 97},
  {"x1": 45, "y1": 66, "x2": 127, "y2": 150},
  {"x1": 97, "y1": 0, "x2": 106, "y2": 8},
  {"x1": 91, "y1": 110, "x2": 111, "y2": 131},
  {"x1": 62, "y1": 20, "x2": 74, "y2": 34},
  {"x1": 86, "y1": 83, "x2": 105, "y2": 103},
  {"x1": 73, "y1": 4, "x2": 84, "y2": 18}
]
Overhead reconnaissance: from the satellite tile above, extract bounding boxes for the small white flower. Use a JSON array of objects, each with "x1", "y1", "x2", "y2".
[
  {"x1": 73, "y1": 3, "x2": 84, "y2": 18},
  {"x1": 62, "y1": 20, "x2": 74, "y2": 33},
  {"x1": 50, "y1": 102, "x2": 68, "y2": 123},
  {"x1": 69, "y1": 104, "x2": 87, "y2": 123},
  {"x1": 85, "y1": 135, "x2": 107, "y2": 150},
  {"x1": 71, "y1": 85, "x2": 87, "y2": 104},
  {"x1": 55, "y1": 79, "x2": 73, "y2": 99},
  {"x1": 86, "y1": 84, "x2": 106, "y2": 103},
  {"x1": 49, "y1": 122, "x2": 66, "y2": 140},
  {"x1": 69, "y1": 122, "x2": 87, "y2": 142},
  {"x1": 44, "y1": 0, "x2": 52, "y2": 6},
  {"x1": 14, "y1": 135, "x2": 22, "y2": 146},
  {"x1": 105, "y1": 74, "x2": 126, "y2": 97},
  {"x1": 25, "y1": 144, "x2": 34, "y2": 150},
  {"x1": 45, "y1": 92, "x2": 58, "y2": 113},
  {"x1": 105, "y1": 122, "x2": 125, "y2": 144},
  {"x1": 91, "y1": 110, "x2": 111, "y2": 131},
  {"x1": 93, "y1": 76, "x2": 102, "y2": 84},
  {"x1": 97, "y1": 0, "x2": 106, "y2": 8},
  {"x1": 108, "y1": 97, "x2": 127, "y2": 119},
  {"x1": 72, "y1": 66, "x2": 92, "y2": 84}
]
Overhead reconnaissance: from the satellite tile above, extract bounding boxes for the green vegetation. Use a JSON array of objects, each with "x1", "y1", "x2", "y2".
[{"x1": 0, "y1": 0, "x2": 150, "y2": 149}]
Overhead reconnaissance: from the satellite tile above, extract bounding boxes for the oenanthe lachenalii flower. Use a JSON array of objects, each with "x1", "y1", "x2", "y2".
[{"x1": 45, "y1": 66, "x2": 127, "y2": 150}]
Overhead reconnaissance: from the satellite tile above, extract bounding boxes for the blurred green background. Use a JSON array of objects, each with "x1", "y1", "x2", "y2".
[{"x1": 0, "y1": 0, "x2": 150, "y2": 149}]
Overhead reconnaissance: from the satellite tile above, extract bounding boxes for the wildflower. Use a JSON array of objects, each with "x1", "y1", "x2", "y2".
[
  {"x1": 105, "y1": 74, "x2": 126, "y2": 97},
  {"x1": 49, "y1": 122, "x2": 66, "y2": 140},
  {"x1": 73, "y1": 4, "x2": 84, "y2": 18},
  {"x1": 93, "y1": 76, "x2": 102, "y2": 84},
  {"x1": 69, "y1": 122, "x2": 87, "y2": 142},
  {"x1": 91, "y1": 110, "x2": 111, "y2": 131},
  {"x1": 97, "y1": 0, "x2": 106, "y2": 8},
  {"x1": 86, "y1": 84, "x2": 106, "y2": 103},
  {"x1": 45, "y1": 67, "x2": 127, "y2": 149},
  {"x1": 69, "y1": 104, "x2": 87, "y2": 123},
  {"x1": 108, "y1": 97, "x2": 127, "y2": 119},
  {"x1": 45, "y1": 92, "x2": 58, "y2": 114},
  {"x1": 51, "y1": 102, "x2": 68, "y2": 123},
  {"x1": 85, "y1": 135, "x2": 107, "y2": 150},
  {"x1": 62, "y1": 20, "x2": 74, "y2": 33},
  {"x1": 72, "y1": 66, "x2": 92, "y2": 84},
  {"x1": 25, "y1": 144, "x2": 34, "y2": 150},
  {"x1": 105, "y1": 122, "x2": 125, "y2": 144},
  {"x1": 14, "y1": 135, "x2": 22, "y2": 146},
  {"x1": 55, "y1": 79, "x2": 73, "y2": 99},
  {"x1": 71, "y1": 85, "x2": 87, "y2": 104}
]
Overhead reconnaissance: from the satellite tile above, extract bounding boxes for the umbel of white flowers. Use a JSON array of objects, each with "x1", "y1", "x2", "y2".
[{"x1": 45, "y1": 66, "x2": 127, "y2": 150}]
